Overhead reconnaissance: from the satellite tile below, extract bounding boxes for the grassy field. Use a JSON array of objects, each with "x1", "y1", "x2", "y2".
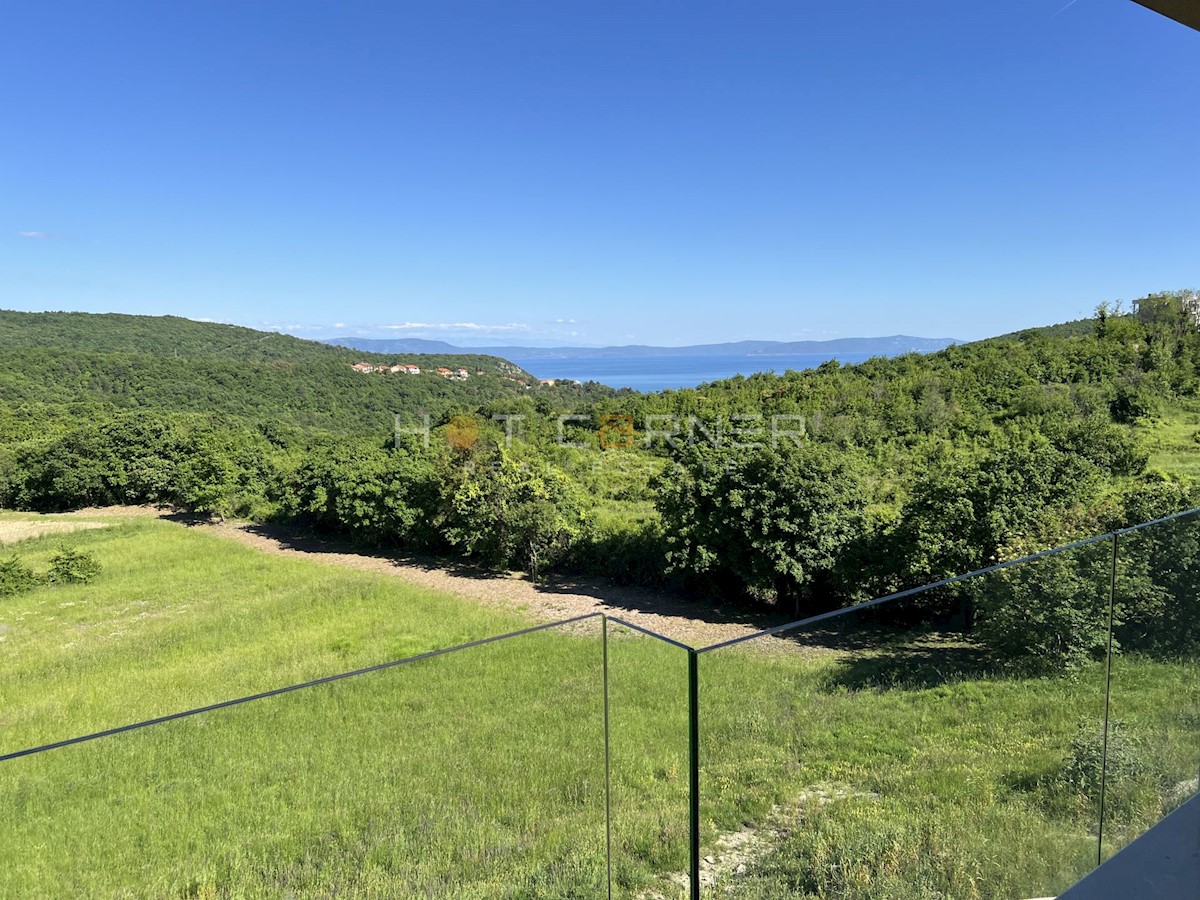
[
  {"x1": 1139, "y1": 400, "x2": 1200, "y2": 478},
  {"x1": 700, "y1": 640, "x2": 1200, "y2": 898},
  {"x1": 1, "y1": 515, "x2": 1197, "y2": 898},
  {"x1": 0, "y1": 516, "x2": 697, "y2": 898},
  {"x1": 695, "y1": 546, "x2": 1200, "y2": 898}
]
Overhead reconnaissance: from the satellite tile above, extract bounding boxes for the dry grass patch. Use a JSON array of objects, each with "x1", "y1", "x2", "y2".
[{"x1": 0, "y1": 519, "x2": 109, "y2": 546}]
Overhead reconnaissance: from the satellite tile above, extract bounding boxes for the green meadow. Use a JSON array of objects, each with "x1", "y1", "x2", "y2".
[
  {"x1": 1, "y1": 515, "x2": 1197, "y2": 898},
  {"x1": 1141, "y1": 401, "x2": 1200, "y2": 479}
]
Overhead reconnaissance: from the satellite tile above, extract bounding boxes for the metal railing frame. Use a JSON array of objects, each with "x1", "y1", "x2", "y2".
[{"x1": 4, "y1": 507, "x2": 1199, "y2": 898}]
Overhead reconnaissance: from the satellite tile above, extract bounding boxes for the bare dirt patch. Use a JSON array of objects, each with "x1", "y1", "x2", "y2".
[
  {"x1": 642, "y1": 786, "x2": 881, "y2": 898},
  {"x1": 62, "y1": 505, "x2": 166, "y2": 519},
  {"x1": 0, "y1": 519, "x2": 109, "y2": 546},
  {"x1": 193, "y1": 520, "x2": 811, "y2": 651},
  {"x1": 65, "y1": 506, "x2": 827, "y2": 652}
]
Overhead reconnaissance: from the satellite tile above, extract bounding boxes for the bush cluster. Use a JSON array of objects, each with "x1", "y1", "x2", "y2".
[
  {"x1": 47, "y1": 548, "x2": 104, "y2": 585},
  {"x1": 0, "y1": 556, "x2": 40, "y2": 597},
  {"x1": 0, "y1": 548, "x2": 102, "y2": 599}
]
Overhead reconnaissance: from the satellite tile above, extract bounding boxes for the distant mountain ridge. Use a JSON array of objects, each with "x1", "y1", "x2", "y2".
[{"x1": 325, "y1": 334, "x2": 961, "y2": 359}]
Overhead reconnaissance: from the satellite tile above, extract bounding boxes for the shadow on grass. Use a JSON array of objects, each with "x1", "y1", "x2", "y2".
[
  {"x1": 802, "y1": 619, "x2": 1002, "y2": 691},
  {"x1": 166, "y1": 516, "x2": 796, "y2": 636},
  {"x1": 827, "y1": 641, "x2": 999, "y2": 691}
]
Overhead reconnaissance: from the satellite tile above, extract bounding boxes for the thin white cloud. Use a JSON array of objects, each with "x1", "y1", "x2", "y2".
[
  {"x1": 1051, "y1": 0, "x2": 1081, "y2": 18},
  {"x1": 553, "y1": 317, "x2": 577, "y2": 324},
  {"x1": 377, "y1": 322, "x2": 530, "y2": 334},
  {"x1": 333, "y1": 323, "x2": 347, "y2": 329},
  {"x1": 261, "y1": 323, "x2": 326, "y2": 333},
  {"x1": 17, "y1": 230, "x2": 50, "y2": 239}
]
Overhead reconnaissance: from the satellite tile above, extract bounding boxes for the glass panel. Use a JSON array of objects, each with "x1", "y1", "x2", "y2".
[
  {"x1": 0, "y1": 617, "x2": 607, "y2": 898},
  {"x1": 605, "y1": 621, "x2": 692, "y2": 899},
  {"x1": 1106, "y1": 513, "x2": 1200, "y2": 860},
  {"x1": 698, "y1": 539, "x2": 1112, "y2": 899}
]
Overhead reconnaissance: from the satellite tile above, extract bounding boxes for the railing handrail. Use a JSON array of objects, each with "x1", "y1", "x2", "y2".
[
  {"x1": 7, "y1": 505, "x2": 1198, "y2": 761},
  {"x1": 0, "y1": 611, "x2": 605, "y2": 763},
  {"x1": 607, "y1": 615, "x2": 696, "y2": 651},
  {"x1": 696, "y1": 505, "x2": 1200, "y2": 654}
]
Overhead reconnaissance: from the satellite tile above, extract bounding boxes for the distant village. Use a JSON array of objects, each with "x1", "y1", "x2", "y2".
[
  {"x1": 350, "y1": 361, "x2": 581, "y2": 388},
  {"x1": 351, "y1": 362, "x2": 475, "y2": 380}
]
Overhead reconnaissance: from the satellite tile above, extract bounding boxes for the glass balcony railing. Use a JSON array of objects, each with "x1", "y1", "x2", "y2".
[{"x1": 4, "y1": 511, "x2": 1198, "y2": 898}]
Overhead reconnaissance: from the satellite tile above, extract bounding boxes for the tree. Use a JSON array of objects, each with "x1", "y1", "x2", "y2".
[
  {"x1": 1114, "y1": 477, "x2": 1200, "y2": 655},
  {"x1": 440, "y1": 445, "x2": 588, "y2": 581},
  {"x1": 653, "y1": 442, "x2": 868, "y2": 613},
  {"x1": 894, "y1": 430, "x2": 1105, "y2": 585},
  {"x1": 281, "y1": 441, "x2": 440, "y2": 548},
  {"x1": 973, "y1": 542, "x2": 1113, "y2": 672}
]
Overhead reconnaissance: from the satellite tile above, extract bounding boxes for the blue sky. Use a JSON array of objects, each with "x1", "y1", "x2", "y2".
[{"x1": 2, "y1": 0, "x2": 1196, "y2": 347}]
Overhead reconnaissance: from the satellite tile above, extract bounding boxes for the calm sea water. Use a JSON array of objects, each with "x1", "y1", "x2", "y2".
[{"x1": 507, "y1": 352, "x2": 879, "y2": 392}]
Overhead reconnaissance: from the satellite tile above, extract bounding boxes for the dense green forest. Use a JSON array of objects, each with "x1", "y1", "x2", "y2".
[
  {"x1": 3, "y1": 293, "x2": 1199, "y2": 669},
  {"x1": 0, "y1": 310, "x2": 614, "y2": 434}
]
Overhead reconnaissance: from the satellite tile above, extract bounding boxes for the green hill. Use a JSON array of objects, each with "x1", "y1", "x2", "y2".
[
  {"x1": 0, "y1": 310, "x2": 508, "y2": 365},
  {"x1": 0, "y1": 310, "x2": 551, "y2": 434},
  {"x1": 989, "y1": 317, "x2": 1098, "y2": 342}
]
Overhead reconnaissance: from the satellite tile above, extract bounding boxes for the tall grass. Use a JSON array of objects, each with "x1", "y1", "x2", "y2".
[
  {"x1": 0, "y1": 518, "x2": 695, "y2": 897},
  {"x1": 1139, "y1": 402, "x2": 1200, "y2": 478},
  {"x1": 1, "y1": 515, "x2": 1197, "y2": 898}
]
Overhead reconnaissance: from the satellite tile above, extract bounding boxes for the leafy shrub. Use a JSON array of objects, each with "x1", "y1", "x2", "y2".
[
  {"x1": 1060, "y1": 720, "x2": 1148, "y2": 796},
  {"x1": 441, "y1": 446, "x2": 588, "y2": 581},
  {"x1": 47, "y1": 548, "x2": 102, "y2": 585},
  {"x1": 1114, "y1": 479, "x2": 1200, "y2": 655},
  {"x1": 9, "y1": 411, "x2": 277, "y2": 516},
  {"x1": 654, "y1": 442, "x2": 868, "y2": 613},
  {"x1": 1057, "y1": 719, "x2": 1161, "y2": 824},
  {"x1": 0, "y1": 555, "x2": 41, "y2": 597},
  {"x1": 570, "y1": 504, "x2": 669, "y2": 586},
  {"x1": 974, "y1": 543, "x2": 1112, "y2": 673},
  {"x1": 279, "y1": 441, "x2": 442, "y2": 549},
  {"x1": 1110, "y1": 381, "x2": 1159, "y2": 424}
]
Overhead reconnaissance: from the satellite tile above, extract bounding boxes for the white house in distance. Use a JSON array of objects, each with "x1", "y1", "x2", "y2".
[
  {"x1": 430, "y1": 366, "x2": 470, "y2": 380},
  {"x1": 351, "y1": 361, "x2": 422, "y2": 374},
  {"x1": 349, "y1": 362, "x2": 478, "y2": 377}
]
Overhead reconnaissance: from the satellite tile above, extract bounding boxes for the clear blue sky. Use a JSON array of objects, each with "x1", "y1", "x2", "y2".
[{"x1": 2, "y1": 0, "x2": 1196, "y2": 347}]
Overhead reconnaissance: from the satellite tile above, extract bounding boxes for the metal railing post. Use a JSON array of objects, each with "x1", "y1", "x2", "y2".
[
  {"x1": 688, "y1": 649, "x2": 701, "y2": 900},
  {"x1": 1097, "y1": 532, "x2": 1119, "y2": 866},
  {"x1": 603, "y1": 615, "x2": 613, "y2": 900}
]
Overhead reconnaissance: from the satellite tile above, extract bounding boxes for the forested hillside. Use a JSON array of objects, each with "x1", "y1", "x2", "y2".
[
  {"x1": 0, "y1": 310, "x2": 508, "y2": 364},
  {"x1": 3, "y1": 293, "x2": 1199, "y2": 670},
  {"x1": 0, "y1": 311, "x2": 606, "y2": 434}
]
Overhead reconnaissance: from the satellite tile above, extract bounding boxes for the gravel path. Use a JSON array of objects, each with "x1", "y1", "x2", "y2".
[
  {"x1": 199, "y1": 520, "x2": 794, "y2": 650},
  {"x1": 60, "y1": 505, "x2": 802, "y2": 650}
]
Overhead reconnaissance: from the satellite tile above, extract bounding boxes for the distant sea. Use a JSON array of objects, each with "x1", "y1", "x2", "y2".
[{"x1": 506, "y1": 352, "x2": 880, "y2": 392}]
